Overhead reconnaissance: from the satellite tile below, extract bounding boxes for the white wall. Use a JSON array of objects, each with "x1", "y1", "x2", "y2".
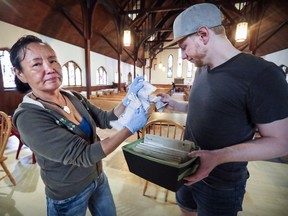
[
  {"x1": 151, "y1": 43, "x2": 288, "y2": 85},
  {"x1": 262, "y1": 49, "x2": 288, "y2": 66},
  {"x1": 150, "y1": 47, "x2": 196, "y2": 85},
  {"x1": 0, "y1": 21, "x2": 142, "y2": 86}
]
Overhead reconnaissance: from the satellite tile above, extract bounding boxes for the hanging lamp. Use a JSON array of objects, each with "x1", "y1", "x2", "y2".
[
  {"x1": 123, "y1": 29, "x2": 131, "y2": 46},
  {"x1": 235, "y1": 21, "x2": 248, "y2": 42}
]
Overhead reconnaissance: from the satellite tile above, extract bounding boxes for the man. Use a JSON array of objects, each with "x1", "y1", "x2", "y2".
[{"x1": 158, "y1": 3, "x2": 288, "y2": 216}]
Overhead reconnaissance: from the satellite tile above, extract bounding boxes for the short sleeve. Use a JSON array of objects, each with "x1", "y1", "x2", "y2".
[{"x1": 247, "y1": 65, "x2": 288, "y2": 124}]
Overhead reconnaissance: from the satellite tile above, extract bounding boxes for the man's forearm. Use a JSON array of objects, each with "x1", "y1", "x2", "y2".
[{"x1": 175, "y1": 101, "x2": 189, "y2": 112}]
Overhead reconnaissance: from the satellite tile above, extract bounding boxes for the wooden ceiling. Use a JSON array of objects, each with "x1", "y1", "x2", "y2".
[{"x1": 1, "y1": 0, "x2": 287, "y2": 68}]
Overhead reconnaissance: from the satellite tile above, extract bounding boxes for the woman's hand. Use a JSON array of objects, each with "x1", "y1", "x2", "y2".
[
  {"x1": 122, "y1": 76, "x2": 144, "y2": 106},
  {"x1": 125, "y1": 107, "x2": 147, "y2": 134}
]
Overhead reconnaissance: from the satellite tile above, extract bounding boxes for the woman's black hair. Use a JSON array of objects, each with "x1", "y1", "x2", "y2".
[{"x1": 10, "y1": 35, "x2": 43, "y2": 93}]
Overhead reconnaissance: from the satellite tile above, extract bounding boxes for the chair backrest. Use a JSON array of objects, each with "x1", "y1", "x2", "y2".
[
  {"x1": 141, "y1": 119, "x2": 185, "y2": 141},
  {"x1": 0, "y1": 111, "x2": 12, "y2": 157}
]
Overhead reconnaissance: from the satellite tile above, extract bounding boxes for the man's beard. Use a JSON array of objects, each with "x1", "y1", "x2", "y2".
[{"x1": 193, "y1": 59, "x2": 204, "y2": 67}]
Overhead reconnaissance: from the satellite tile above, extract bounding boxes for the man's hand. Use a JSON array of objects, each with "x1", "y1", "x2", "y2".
[
  {"x1": 156, "y1": 93, "x2": 177, "y2": 111},
  {"x1": 183, "y1": 150, "x2": 220, "y2": 185}
]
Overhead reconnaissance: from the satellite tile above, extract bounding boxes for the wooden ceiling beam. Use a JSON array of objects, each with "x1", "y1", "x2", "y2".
[
  {"x1": 252, "y1": 20, "x2": 287, "y2": 54},
  {"x1": 60, "y1": 8, "x2": 84, "y2": 36}
]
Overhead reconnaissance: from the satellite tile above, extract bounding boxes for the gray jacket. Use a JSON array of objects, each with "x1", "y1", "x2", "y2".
[{"x1": 13, "y1": 90, "x2": 118, "y2": 200}]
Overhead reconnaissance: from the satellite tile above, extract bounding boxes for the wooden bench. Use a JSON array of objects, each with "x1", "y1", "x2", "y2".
[
  {"x1": 91, "y1": 94, "x2": 125, "y2": 100},
  {"x1": 89, "y1": 99, "x2": 120, "y2": 110},
  {"x1": 88, "y1": 87, "x2": 170, "y2": 111},
  {"x1": 152, "y1": 88, "x2": 171, "y2": 96},
  {"x1": 183, "y1": 89, "x2": 190, "y2": 101}
]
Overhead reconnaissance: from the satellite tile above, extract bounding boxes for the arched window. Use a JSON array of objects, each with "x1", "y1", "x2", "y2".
[
  {"x1": 61, "y1": 61, "x2": 82, "y2": 86},
  {"x1": 128, "y1": 72, "x2": 132, "y2": 85},
  {"x1": 177, "y1": 48, "x2": 183, "y2": 78},
  {"x1": 0, "y1": 49, "x2": 15, "y2": 88},
  {"x1": 96, "y1": 66, "x2": 107, "y2": 85},
  {"x1": 167, "y1": 54, "x2": 173, "y2": 78},
  {"x1": 187, "y1": 61, "x2": 193, "y2": 78}
]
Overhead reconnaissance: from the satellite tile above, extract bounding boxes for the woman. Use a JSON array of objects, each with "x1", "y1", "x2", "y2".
[{"x1": 10, "y1": 35, "x2": 147, "y2": 216}]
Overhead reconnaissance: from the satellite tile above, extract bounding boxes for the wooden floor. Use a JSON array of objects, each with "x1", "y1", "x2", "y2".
[
  {"x1": 1, "y1": 93, "x2": 288, "y2": 215},
  {"x1": 1, "y1": 128, "x2": 288, "y2": 215}
]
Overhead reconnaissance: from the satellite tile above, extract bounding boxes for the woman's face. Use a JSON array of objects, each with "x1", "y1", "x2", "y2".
[{"x1": 15, "y1": 42, "x2": 62, "y2": 93}]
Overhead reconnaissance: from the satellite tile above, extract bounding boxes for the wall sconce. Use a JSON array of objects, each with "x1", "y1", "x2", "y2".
[
  {"x1": 158, "y1": 61, "x2": 163, "y2": 69},
  {"x1": 153, "y1": 58, "x2": 157, "y2": 70},
  {"x1": 123, "y1": 29, "x2": 131, "y2": 46}
]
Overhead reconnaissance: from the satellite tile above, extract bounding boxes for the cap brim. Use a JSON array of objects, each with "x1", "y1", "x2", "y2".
[{"x1": 163, "y1": 35, "x2": 188, "y2": 48}]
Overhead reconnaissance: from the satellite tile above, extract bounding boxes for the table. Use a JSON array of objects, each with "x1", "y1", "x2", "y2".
[{"x1": 148, "y1": 112, "x2": 187, "y2": 127}]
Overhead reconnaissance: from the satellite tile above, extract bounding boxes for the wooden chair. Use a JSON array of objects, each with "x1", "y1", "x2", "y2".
[
  {"x1": 140, "y1": 119, "x2": 185, "y2": 201},
  {"x1": 0, "y1": 111, "x2": 16, "y2": 185},
  {"x1": 8, "y1": 116, "x2": 36, "y2": 164},
  {"x1": 13, "y1": 126, "x2": 36, "y2": 164}
]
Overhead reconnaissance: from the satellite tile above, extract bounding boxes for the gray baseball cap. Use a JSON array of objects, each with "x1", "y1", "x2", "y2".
[{"x1": 165, "y1": 3, "x2": 222, "y2": 48}]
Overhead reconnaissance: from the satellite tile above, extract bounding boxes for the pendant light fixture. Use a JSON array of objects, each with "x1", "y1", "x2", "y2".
[
  {"x1": 235, "y1": 1, "x2": 248, "y2": 43},
  {"x1": 235, "y1": 21, "x2": 248, "y2": 42},
  {"x1": 123, "y1": 29, "x2": 131, "y2": 47}
]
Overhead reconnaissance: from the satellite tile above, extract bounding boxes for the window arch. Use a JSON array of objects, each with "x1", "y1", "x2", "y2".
[
  {"x1": 96, "y1": 66, "x2": 107, "y2": 85},
  {"x1": 167, "y1": 54, "x2": 173, "y2": 78},
  {"x1": 62, "y1": 61, "x2": 82, "y2": 86},
  {"x1": 187, "y1": 61, "x2": 193, "y2": 78},
  {"x1": 0, "y1": 49, "x2": 15, "y2": 88},
  {"x1": 128, "y1": 72, "x2": 132, "y2": 85},
  {"x1": 177, "y1": 48, "x2": 183, "y2": 78}
]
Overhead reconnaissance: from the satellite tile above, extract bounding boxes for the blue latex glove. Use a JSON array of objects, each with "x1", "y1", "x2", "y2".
[
  {"x1": 122, "y1": 76, "x2": 144, "y2": 106},
  {"x1": 125, "y1": 107, "x2": 147, "y2": 134}
]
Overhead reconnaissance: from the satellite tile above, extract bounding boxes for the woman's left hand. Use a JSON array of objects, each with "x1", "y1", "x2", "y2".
[{"x1": 122, "y1": 76, "x2": 144, "y2": 106}]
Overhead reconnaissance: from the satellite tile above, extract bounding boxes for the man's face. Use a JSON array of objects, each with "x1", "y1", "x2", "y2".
[{"x1": 178, "y1": 33, "x2": 207, "y2": 67}]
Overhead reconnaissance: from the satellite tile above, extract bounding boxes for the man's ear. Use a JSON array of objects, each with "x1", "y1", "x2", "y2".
[
  {"x1": 197, "y1": 26, "x2": 209, "y2": 45},
  {"x1": 14, "y1": 68, "x2": 28, "y2": 83}
]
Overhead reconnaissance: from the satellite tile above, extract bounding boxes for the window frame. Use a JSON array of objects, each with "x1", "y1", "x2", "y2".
[
  {"x1": 0, "y1": 48, "x2": 16, "y2": 90},
  {"x1": 96, "y1": 66, "x2": 108, "y2": 85},
  {"x1": 61, "y1": 61, "x2": 82, "y2": 87}
]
